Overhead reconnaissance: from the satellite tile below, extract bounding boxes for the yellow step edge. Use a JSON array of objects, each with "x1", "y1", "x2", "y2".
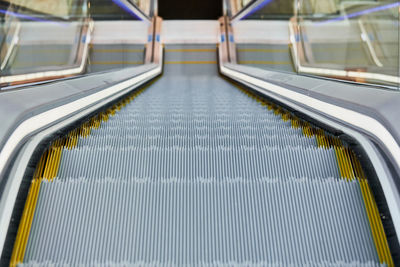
[
  {"x1": 339, "y1": 148, "x2": 349, "y2": 180},
  {"x1": 20, "y1": 180, "x2": 41, "y2": 259},
  {"x1": 52, "y1": 147, "x2": 63, "y2": 181},
  {"x1": 343, "y1": 148, "x2": 352, "y2": 180},
  {"x1": 42, "y1": 149, "x2": 54, "y2": 180},
  {"x1": 49, "y1": 148, "x2": 57, "y2": 180},
  {"x1": 347, "y1": 151, "x2": 394, "y2": 266},
  {"x1": 359, "y1": 179, "x2": 394, "y2": 267},
  {"x1": 334, "y1": 147, "x2": 345, "y2": 178},
  {"x1": 344, "y1": 149, "x2": 355, "y2": 181},
  {"x1": 10, "y1": 164, "x2": 44, "y2": 267},
  {"x1": 234, "y1": 79, "x2": 394, "y2": 266},
  {"x1": 8, "y1": 76, "x2": 161, "y2": 266}
]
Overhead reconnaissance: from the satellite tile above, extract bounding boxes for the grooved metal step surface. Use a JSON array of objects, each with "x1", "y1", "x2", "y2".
[{"x1": 21, "y1": 44, "x2": 382, "y2": 266}]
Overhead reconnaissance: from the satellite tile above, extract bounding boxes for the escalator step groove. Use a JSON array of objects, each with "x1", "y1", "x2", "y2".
[
  {"x1": 14, "y1": 44, "x2": 387, "y2": 266},
  {"x1": 23, "y1": 178, "x2": 378, "y2": 265}
]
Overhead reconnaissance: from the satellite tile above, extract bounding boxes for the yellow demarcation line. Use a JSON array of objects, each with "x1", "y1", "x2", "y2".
[
  {"x1": 238, "y1": 60, "x2": 291, "y2": 65},
  {"x1": 351, "y1": 152, "x2": 394, "y2": 267},
  {"x1": 165, "y1": 61, "x2": 217, "y2": 65},
  {"x1": 9, "y1": 64, "x2": 394, "y2": 266},
  {"x1": 9, "y1": 78, "x2": 158, "y2": 267},
  {"x1": 10, "y1": 151, "x2": 47, "y2": 267},
  {"x1": 165, "y1": 49, "x2": 216, "y2": 52},
  {"x1": 231, "y1": 80, "x2": 394, "y2": 267},
  {"x1": 359, "y1": 179, "x2": 394, "y2": 266}
]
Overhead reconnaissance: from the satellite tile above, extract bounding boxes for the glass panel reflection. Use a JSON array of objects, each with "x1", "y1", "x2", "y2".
[
  {"x1": 0, "y1": 0, "x2": 152, "y2": 88},
  {"x1": 231, "y1": 0, "x2": 296, "y2": 73},
  {"x1": 296, "y1": 0, "x2": 399, "y2": 88},
  {"x1": 229, "y1": 0, "x2": 400, "y2": 89}
]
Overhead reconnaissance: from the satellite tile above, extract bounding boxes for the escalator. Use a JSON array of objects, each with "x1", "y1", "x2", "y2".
[{"x1": 7, "y1": 45, "x2": 394, "y2": 266}]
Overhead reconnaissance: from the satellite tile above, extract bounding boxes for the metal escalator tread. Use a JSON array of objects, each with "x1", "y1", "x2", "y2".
[{"x1": 13, "y1": 44, "x2": 390, "y2": 266}]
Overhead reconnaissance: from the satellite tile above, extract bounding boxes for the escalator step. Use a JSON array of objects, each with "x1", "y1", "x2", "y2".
[
  {"x1": 24, "y1": 178, "x2": 377, "y2": 265},
  {"x1": 57, "y1": 147, "x2": 340, "y2": 180},
  {"x1": 14, "y1": 44, "x2": 387, "y2": 266}
]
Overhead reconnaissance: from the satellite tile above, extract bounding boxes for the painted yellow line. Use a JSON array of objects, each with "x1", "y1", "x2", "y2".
[
  {"x1": 347, "y1": 152, "x2": 394, "y2": 267},
  {"x1": 238, "y1": 60, "x2": 291, "y2": 65},
  {"x1": 360, "y1": 179, "x2": 394, "y2": 267},
  {"x1": 237, "y1": 48, "x2": 288, "y2": 53},
  {"x1": 91, "y1": 61, "x2": 143, "y2": 65},
  {"x1": 7, "y1": 80, "x2": 161, "y2": 266},
  {"x1": 234, "y1": 80, "x2": 394, "y2": 267},
  {"x1": 10, "y1": 180, "x2": 40, "y2": 267},
  {"x1": 165, "y1": 49, "x2": 216, "y2": 52},
  {"x1": 165, "y1": 61, "x2": 217, "y2": 64},
  {"x1": 9, "y1": 151, "x2": 47, "y2": 267}
]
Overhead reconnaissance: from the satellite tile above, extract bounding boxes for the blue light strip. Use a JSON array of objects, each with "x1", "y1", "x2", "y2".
[
  {"x1": 0, "y1": 9, "x2": 68, "y2": 27},
  {"x1": 317, "y1": 2, "x2": 400, "y2": 25},
  {"x1": 240, "y1": 0, "x2": 274, "y2": 20},
  {"x1": 111, "y1": 0, "x2": 142, "y2": 20}
]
